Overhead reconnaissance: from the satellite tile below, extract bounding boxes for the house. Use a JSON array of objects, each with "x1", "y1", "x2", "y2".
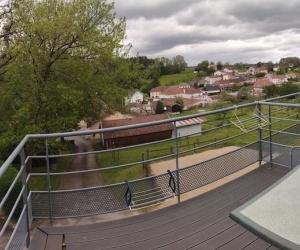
[
  {"x1": 253, "y1": 78, "x2": 272, "y2": 95},
  {"x1": 287, "y1": 72, "x2": 297, "y2": 79},
  {"x1": 215, "y1": 79, "x2": 234, "y2": 90},
  {"x1": 266, "y1": 74, "x2": 288, "y2": 85},
  {"x1": 150, "y1": 85, "x2": 208, "y2": 100},
  {"x1": 214, "y1": 71, "x2": 223, "y2": 77},
  {"x1": 173, "y1": 117, "x2": 204, "y2": 138},
  {"x1": 206, "y1": 76, "x2": 222, "y2": 84},
  {"x1": 125, "y1": 90, "x2": 144, "y2": 105},
  {"x1": 256, "y1": 67, "x2": 268, "y2": 75},
  {"x1": 213, "y1": 71, "x2": 235, "y2": 80},
  {"x1": 247, "y1": 67, "x2": 256, "y2": 75},
  {"x1": 153, "y1": 97, "x2": 212, "y2": 112},
  {"x1": 247, "y1": 66, "x2": 268, "y2": 75},
  {"x1": 100, "y1": 114, "x2": 173, "y2": 149},
  {"x1": 223, "y1": 68, "x2": 234, "y2": 73},
  {"x1": 222, "y1": 72, "x2": 235, "y2": 80},
  {"x1": 204, "y1": 85, "x2": 221, "y2": 95}
]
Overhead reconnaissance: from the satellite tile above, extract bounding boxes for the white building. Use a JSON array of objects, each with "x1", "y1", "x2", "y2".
[
  {"x1": 266, "y1": 74, "x2": 288, "y2": 85},
  {"x1": 150, "y1": 85, "x2": 208, "y2": 100},
  {"x1": 125, "y1": 90, "x2": 144, "y2": 105}
]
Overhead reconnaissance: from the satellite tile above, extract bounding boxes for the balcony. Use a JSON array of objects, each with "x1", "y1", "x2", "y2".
[{"x1": 1, "y1": 93, "x2": 300, "y2": 250}]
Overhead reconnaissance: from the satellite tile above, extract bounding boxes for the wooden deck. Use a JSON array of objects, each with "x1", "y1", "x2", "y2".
[{"x1": 31, "y1": 165, "x2": 288, "y2": 250}]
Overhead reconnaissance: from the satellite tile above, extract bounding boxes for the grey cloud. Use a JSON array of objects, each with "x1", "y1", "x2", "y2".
[
  {"x1": 115, "y1": 0, "x2": 201, "y2": 19},
  {"x1": 115, "y1": 0, "x2": 300, "y2": 64}
]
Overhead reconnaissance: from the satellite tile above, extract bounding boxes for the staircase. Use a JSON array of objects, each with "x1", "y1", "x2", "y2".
[{"x1": 130, "y1": 186, "x2": 175, "y2": 209}]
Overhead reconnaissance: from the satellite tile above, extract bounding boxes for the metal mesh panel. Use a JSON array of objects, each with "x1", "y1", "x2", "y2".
[
  {"x1": 271, "y1": 123, "x2": 300, "y2": 146},
  {"x1": 31, "y1": 183, "x2": 128, "y2": 218},
  {"x1": 130, "y1": 172, "x2": 171, "y2": 193},
  {"x1": 31, "y1": 172, "x2": 176, "y2": 218},
  {"x1": 6, "y1": 208, "x2": 28, "y2": 250},
  {"x1": 261, "y1": 141, "x2": 291, "y2": 168},
  {"x1": 179, "y1": 143, "x2": 259, "y2": 194}
]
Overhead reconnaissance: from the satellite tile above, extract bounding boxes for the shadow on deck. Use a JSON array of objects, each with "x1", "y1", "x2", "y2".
[{"x1": 30, "y1": 165, "x2": 288, "y2": 250}]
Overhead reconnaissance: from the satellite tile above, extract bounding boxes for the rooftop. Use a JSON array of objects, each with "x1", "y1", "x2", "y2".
[{"x1": 101, "y1": 114, "x2": 173, "y2": 139}]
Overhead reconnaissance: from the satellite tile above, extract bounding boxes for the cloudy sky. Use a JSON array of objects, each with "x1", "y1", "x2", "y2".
[{"x1": 114, "y1": 0, "x2": 300, "y2": 66}]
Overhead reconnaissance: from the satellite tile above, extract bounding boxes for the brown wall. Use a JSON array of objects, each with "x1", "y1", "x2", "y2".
[{"x1": 104, "y1": 130, "x2": 172, "y2": 149}]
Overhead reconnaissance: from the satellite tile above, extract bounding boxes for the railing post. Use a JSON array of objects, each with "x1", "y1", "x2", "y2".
[
  {"x1": 45, "y1": 138, "x2": 53, "y2": 221},
  {"x1": 20, "y1": 149, "x2": 31, "y2": 247},
  {"x1": 291, "y1": 148, "x2": 293, "y2": 169},
  {"x1": 268, "y1": 105, "x2": 273, "y2": 167},
  {"x1": 173, "y1": 122, "x2": 181, "y2": 203},
  {"x1": 257, "y1": 103, "x2": 263, "y2": 167}
]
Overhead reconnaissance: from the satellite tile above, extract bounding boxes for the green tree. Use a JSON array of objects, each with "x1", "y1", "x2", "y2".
[
  {"x1": 155, "y1": 101, "x2": 165, "y2": 114},
  {"x1": 255, "y1": 72, "x2": 266, "y2": 78},
  {"x1": 196, "y1": 60, "x2": 215, "y2": 76},
  {"x1": 263, "y1": 85, "x2": 280, "y2": 98},
  {"x1": 175, "y1": 98, "x2": 184, "y2": 110},
  {"x1": 257, "y1": 62, "x2": 262, "y2": 67},
  {"x1": 267, "y1": 61, "x2": 274, "y2": 72},
  {"x1": 0, "y1": 0, "x2": 134, "y2": 158},
  {"x1": 237, "y1": 86, "x2": 252, "y2": 100},
  {"x1": 217, "y1": 61, "x2": 223, "y2": 71}
]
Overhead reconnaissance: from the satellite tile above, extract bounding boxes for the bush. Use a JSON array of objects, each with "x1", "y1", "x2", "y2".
[
  {"x1": 155, "y1": 101, "x2": 165, "y2": 114},
  {"x1": 0, "y1": 165, "x2": 23, "y2": 217}
]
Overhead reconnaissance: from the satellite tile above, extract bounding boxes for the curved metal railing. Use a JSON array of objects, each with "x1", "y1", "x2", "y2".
[{"x1": 1, "y1": 92, "x2": 300, "y2": 249}]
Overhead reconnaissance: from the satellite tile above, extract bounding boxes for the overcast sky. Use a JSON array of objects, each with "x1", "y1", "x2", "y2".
[{"x1": 114, "y1": 0, "x2": 300, "y2": 66}]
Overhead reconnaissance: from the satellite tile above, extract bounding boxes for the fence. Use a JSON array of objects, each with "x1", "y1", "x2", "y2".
[{"x1": 1, "y1": 92, "x2": 300, "y2": 249}]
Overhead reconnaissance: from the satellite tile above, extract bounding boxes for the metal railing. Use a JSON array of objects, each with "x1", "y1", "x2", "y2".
[{"x1": 1, "y1": 92, "x2": 300, "y2": 249}]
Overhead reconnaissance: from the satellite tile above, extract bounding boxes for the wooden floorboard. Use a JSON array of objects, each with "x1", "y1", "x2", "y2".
[
  {"x1": 243, "y1": 238, "x2": 271, "y2": 250},
  {"x1": 29, "y1": 228, "x2": 47, "y2": 250},
  {"x1": 45, "y1": 235, "x2": 63, "y2": 250},
  {"x1": 36, "y1": 165, "x2": 288, "y2": 250}
]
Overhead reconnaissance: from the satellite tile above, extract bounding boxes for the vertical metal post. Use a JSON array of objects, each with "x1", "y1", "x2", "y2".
[
  {"x1": 142, "y1": 153, "x2": 149, "y2": 177},
  {"x1": 173, "y1": 122, "x2": 181, "y2": 203},
  {"x1": 257, "y1": 103, "x2": 263, "y2": 167},
  {"x1": 268, "y1": 105, "x2": 273, "y2": 167},
  {"x1": 290, "y1": 148, "x2": 294, "y2": 169},
  {"x1": 45, "y1": 138, "x2": 53, "y2": 221},
  {"x1": 20, "y1": 149, "x2": 30, "y2": 247}
]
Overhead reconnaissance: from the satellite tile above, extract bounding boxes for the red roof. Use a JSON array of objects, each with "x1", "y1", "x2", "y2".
[
  {"x1": 101, "y1": 114, "x2": 173, "y2": 139},
  {"x1": 254, "y1": 78, "x2": 272, "y2": 88},
  {"x1": 151, "y1": 86, "x2": 202, "y2": 95}
]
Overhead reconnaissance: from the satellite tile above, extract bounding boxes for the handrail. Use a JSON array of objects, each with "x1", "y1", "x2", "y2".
[
  {"x1": 0, "y1": 136, "x2": 29, "y2": 178},
  {"x1": 124, "y1": 180, "x2": 133, "y2": 207},
  {"x1": 1, "y1": 92, "x2": 300, "y2": 250},
  {"x1": 167, "y1": 170, "x2": 176, "y2": 193}
]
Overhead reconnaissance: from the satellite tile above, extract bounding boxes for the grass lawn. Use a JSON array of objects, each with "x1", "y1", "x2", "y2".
[
  {"x1": 159, "y1": 69, "x2": 197, "y2": 86},
  {"x1": 28, "y1": 144, "x2": 74, "y2": 191},
  {"x1": 97, "y1": 105, "x2": 300, "y2": 185}
]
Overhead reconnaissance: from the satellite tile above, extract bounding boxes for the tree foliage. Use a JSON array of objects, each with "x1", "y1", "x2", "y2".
[
  {"x1": 195, "y1": 60, "x2": 215, "y2": 76},
  {"x1": 263, "y1": 82, "x2": 300, "y2": 98},
  {"x1": 155, "y1": 101, "x2": 165, "y2": 114},
  {"x1": 0, "y1": 0, "x2": 138, "y2": 159}
]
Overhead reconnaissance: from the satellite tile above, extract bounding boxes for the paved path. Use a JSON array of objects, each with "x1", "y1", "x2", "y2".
[{"x1": 61, "y1": 135, "x2": 103, "y2": 189}]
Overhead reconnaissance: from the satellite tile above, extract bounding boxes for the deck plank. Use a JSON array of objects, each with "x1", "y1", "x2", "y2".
[
  {"x1": 35, "y1": 165, "x2": 288, "y2": 250},
  {"x1": 30, "y1": 228, "x2": 47, "y2": 250},
  {"x1": 45, "y1": 235, "x2": 63, "y2": 250}
]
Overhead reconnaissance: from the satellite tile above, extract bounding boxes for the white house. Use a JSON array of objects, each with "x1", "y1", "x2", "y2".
[
  {"x1": 206, "y1": 76, "x2": 222, "y2": 84},
  {"x1": 266, "y1": 74, "x2": 288, "y2": 85},
  {"x1": 150, "y1": 85, "x2": 208, "y2": 100},
  {"x1": 214, "y1": 71, "x2": 223, "y2": 77},
  {"x1": 125, "y1": 90, "x2": 144, "y2": 105}
]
